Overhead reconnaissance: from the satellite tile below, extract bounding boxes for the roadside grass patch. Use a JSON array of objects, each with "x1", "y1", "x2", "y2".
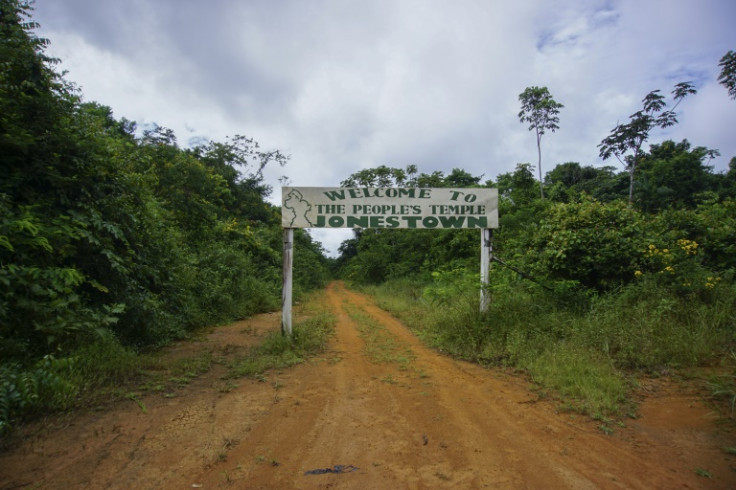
[
  {"x1": 355, "y1": 272, "x2": 736, "y2": 420},
  {"x1": 526, "y1": 345, "x2": 629, "y2": 417},
  {"x1": 707, "y1": 352, "x2": 736, "y2": 419},
  {"x1": 226, "y1": 312, "x2": 336, "y2": 379},
  {"x1": 343, "y1": 302, "x2": 416, "y2": 371}
]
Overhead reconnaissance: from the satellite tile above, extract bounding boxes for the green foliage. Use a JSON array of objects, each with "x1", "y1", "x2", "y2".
[
  {"x1": 708, "y1": 352, "x2": 736, "y2": 418},
  {"x1": 227, "y1": 312, "x2": 335, "y2": 379},
  {"x1": 526, "y1": 198, "x2": 646, "y2": 291},
  {"x1": 333, "y1": 63, "x2": 736, "y2": 422},
  {"x1": 0, "y1": 4, "x2": 331, "y2": 433},
  {"x1": 598, "y1": 83, "x2": 697, "y2": 202},
  {"x1": 544, "y1": 163, "x2": 624, "y2": 203},
  {"x1": 527, "y1": 346, "x2": 627, "y2": 416},
  {"x1": 0, "y1": 355, "x2": 76, "y2": 435},
  {"x1": 363, "y1": 270, "x2": 735, "y2": 417},
  {"x1": 636, "y1": 140, "x2": 720, "y2": 211},
  {"x1": 518, "y1": 86, "x2": 564, "y2": 200},
  {"x1": 340, "y1": 165, "x2": 414, "y2": 188},
  {"x1": 718, "y1": 50, "x2": 736, "y2": 100},
  {"x1": 579, "y1": 276, "x2": 733, "y2": 369}
]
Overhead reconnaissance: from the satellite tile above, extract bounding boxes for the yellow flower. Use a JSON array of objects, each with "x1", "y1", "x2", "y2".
[{"x1": 634, "y1": 270, "x2": 643, "y2": 278}]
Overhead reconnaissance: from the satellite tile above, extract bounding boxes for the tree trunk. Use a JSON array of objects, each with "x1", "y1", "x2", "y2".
[
  {"x1": 536, "y1": 129, "x2": 545, "y2": 200},
  {"x1": 628, "y1": 164, "x2": 635, "y2": 203}
]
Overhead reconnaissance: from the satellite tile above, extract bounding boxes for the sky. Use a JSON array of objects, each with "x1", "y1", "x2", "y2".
[{"x1": 31, "y1": 0, "x2": 736, "y2": 256}]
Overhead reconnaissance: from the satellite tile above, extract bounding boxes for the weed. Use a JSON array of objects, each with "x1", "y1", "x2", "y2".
[
  {"x1": 359, "y1": 272, "x2": 736, "y2": 421},
  {"x1": 126, "y1": 393, "x2": 146, "y2": 413},
  {"x1": 223, "y1": 437, "x2": 239, "y2": 449},
  {"x1": 694, "y1": 468, "x2": 712, "y2": 478},
  {"x1": 708, "y1": 352, "x2": 736, "y2": 418},
  {"x1": 218, "y1": 381, "x2": 239, "y2": 393},
  {"x1": 226, "y1": 313, "x2": 335, "y2": 379},
  {"x1": 435, "y1": 472, "x2": 451, "y2": 481},
  {"x1": 343, "y1": 303, "x2": 417, "y2": 375}
]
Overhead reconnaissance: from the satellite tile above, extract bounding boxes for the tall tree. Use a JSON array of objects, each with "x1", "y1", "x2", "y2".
[
  {"x1": 636, "y1": 139, "x2": 719, "y2": 212},
  {"x1": 718, "y1": 50, "x2": 736, "y2": 100},
  {"x1": 518, "y1": 86, "x2": 564, "y2": 200},
  {"x1": 598, "y1": 82, "x2": 696, "y2": 203},
  {"x1": 340, "y1": 165, "x2": 409, "y2": 188}
]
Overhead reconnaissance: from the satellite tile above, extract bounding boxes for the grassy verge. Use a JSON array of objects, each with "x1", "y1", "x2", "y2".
[
  {"x1": 343, "y1": 301, "x2": 416, "y2": 371},
  {"x1": 1, "y1": 293, "x2": 336, "y2": 438},
  {"x1": 356, "y1": 272, "x2": 736, "y2": 423},
  {"x1": 225, "y1": 311, "x2": 336, "y2": 379}
]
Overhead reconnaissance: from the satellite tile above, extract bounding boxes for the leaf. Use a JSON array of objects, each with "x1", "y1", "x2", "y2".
[{"x1": 0, "y1": 235, "x2": 13, "y2": 252}]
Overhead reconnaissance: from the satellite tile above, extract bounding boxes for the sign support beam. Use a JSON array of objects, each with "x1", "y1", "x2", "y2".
[
  {"x1": 480, "y1": 228, "x2": 493, "y2": 312},
  {"x1": 282, "y1": 228, "x2": 294, "y2": 336}
]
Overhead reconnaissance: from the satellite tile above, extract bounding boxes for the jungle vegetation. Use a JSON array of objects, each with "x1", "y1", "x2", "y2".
[{"x1": 0, "y1": 1, "x2": 329, "y2": 434}]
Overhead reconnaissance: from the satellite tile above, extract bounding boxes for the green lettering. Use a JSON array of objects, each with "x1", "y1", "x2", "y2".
[
  {"x1": 347, "y1": 216, "x2": 368, "y2": 228},
  {"x1": 328, "y1": 216, "x2": 344, "y2": 227},
  {"x1": 438, "y1": 216, "x2": 465, "y2": 228},
  {"x1": 402, "y1": 216, "x2": 421, "y2": 228},
  {"x1": 369, "y1": 216, "x2": 385, "y2": 227},
  {"x1": 423, "y1": 216, "x2": 439, "y2": 228},
  {"x1": 386, "y1": 216, "x2": 400, "y2": 228},
  {"x1": 323, "y1": 190, "x2": 345, "y2": 201},
  {"x1": 467, "y1": 216, "x2": 488, "y2": 228}
]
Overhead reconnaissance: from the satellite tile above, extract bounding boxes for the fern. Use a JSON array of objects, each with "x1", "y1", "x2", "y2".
[{"x1": 0, "y1": 356, "x2": 77, "y2": 435}]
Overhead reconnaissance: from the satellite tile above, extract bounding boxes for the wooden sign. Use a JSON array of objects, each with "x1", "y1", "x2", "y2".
[
  {"x1": 282, "y1": 187, "x2": 498, "y2": 229},
  {"x1": 281, "y1": 187, "x2": 497, "y2": 336}
]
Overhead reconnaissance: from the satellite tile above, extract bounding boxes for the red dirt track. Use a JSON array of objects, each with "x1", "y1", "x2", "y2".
[{"x1": 1, "y1": 282, "x2": 734, "y2": 489}]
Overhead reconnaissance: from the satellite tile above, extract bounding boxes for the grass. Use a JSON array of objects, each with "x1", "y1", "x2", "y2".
[
  {"x1": 707, "y1": 352, "x2": 736, "y2": 419},
  {"x1": 225, "y1": 311, "x2": 336, "y2": 379},
  {"x1": 343, "y1": 302, "x2": 416, "y2": 369},
  {"x1": 354, "y1": 273, "x2": 736, "y2": 420},
  {"x1": 0, "y1": 291, "x2": 337, "y2": 439}
]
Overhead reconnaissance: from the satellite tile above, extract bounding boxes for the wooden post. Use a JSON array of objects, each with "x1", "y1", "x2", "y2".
[
  {"x1": 480, "y1": 228, "x2": 492, "y2": 312},
  {"x1": 282, "y1": 228, "x2": 294, "y2": 336}
]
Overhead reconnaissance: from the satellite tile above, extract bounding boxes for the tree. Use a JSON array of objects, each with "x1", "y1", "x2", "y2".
[
  {"x1": 340, "y1": 165, "x2": 409, "y2": 188},
  {"x1": 494, "y1": 163, "x2": 537, "y2": 205},
  {"x1": 598, "y1": 82, "x2": 696, "y2": 203},
  {"x1": 718, "y1": 50, "x2": 736, "y2": 100},
  {"x1": 518, "y1": 86, "x2": 564, "y2": 200},
  {"x1": 542, "y1": 163, "x2": 627, "y2": 203},
  {"x1": 636, "y1": 140, "x2": 719, "y2": 212},
  {"x1": 445, "y1": 168, "x2": 482, "y2": 187}
]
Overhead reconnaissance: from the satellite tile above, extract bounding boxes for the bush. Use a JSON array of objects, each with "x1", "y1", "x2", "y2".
[{"x1": 0, "y1": 356, "x2": 76, "y2": 435}]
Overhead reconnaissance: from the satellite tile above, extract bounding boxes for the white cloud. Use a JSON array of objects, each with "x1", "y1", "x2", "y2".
[{"x1": 33, "y1": 0, "x2": 736, "y2": 255}]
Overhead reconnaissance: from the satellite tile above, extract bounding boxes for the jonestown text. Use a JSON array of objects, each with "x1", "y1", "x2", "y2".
[{"x1": 282, "y1": 187, "x2": 498, "y2": 229}]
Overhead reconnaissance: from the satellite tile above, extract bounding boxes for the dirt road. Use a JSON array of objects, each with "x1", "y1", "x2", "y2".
[{"x1": 1, "y1": 282, "x2": 734, "y2": 489}]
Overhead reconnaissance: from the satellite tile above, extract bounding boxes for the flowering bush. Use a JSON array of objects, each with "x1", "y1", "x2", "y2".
[
  {"x1": 526, "y1": 198, "x2": 647, "y2": 291},
  {"x1": 635, "y1": 238, "x2": 723, "y2": 298}
]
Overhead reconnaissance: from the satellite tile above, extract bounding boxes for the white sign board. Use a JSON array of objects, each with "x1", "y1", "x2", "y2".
[{"x1": 282, "y1": 187, "x2": 498, "y2": 229}]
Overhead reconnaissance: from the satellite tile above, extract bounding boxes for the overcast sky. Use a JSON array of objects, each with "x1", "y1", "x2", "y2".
[{"x1": 32, "y1": 0, "x2": 736, "y2": 255}]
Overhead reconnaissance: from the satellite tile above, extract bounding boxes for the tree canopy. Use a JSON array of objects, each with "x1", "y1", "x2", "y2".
[
  {"x1": 0, "y1": 0, "x2": 330, "y2": 433},
  {"x1": 518, "y1": 86, "x2": 563, "y2": 200}
]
